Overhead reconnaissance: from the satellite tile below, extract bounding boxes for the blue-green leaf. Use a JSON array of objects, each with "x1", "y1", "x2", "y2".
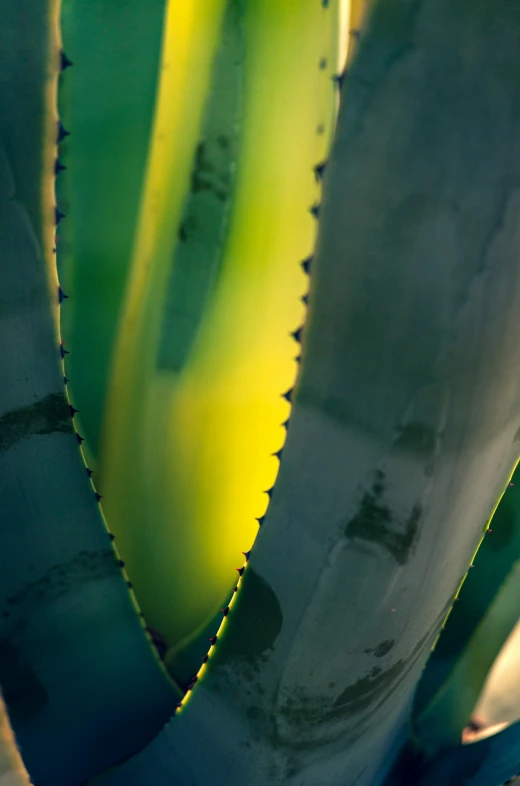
[
  {"x1": 415, "y1": 721, "x2": 520, "y2": 786},
  {"x1": 412, "y1": 477, "x2": 520, "y2": 753},
  {"x1": 0, "y1": 3, "x2": 179, "y2": 784},
  {"x1": 87, "y1": 0, "x2": 520, "y2": 784}
]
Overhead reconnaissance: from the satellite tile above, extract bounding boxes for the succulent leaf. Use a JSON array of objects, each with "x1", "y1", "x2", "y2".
[
  {"x1": 0, "y1": 3, "x2": 179, "y2": 784},
  {"x1": 56, "y1": 0, "x2": 167, "y2": 462},
  {"x1": 412, "y1": 474, "x2": 520, "y2": 754},
  {"x1": 408, "y1": 717, "x2": 520, "y2": 786},
  {"x1": 98, "y1": 0, "x2": 230, "y2": 652},
  {"x1": 4, "y1": 1, "x2": 520, "y2": 785},
  {"x1": 85, "y1": 0, "x2": 520, "y2": 784},
  {"x1": 99, "y1": 0, "x2": 342, "y2": 678}
]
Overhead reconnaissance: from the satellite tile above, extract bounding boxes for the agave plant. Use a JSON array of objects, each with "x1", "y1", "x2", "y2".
[{"x1": 4, "y1": 0, "x2": 520, "y2": 784}]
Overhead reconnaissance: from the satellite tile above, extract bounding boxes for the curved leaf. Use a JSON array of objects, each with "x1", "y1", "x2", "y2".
[
  {"x1": 98, "y1": 0, "x2": 229, "y2": 648},
  {"x1": 475, "y1": 619, "x2": 520, "y2": 728},
  {"x1": 88, "y1": 0, "x2": 520, "y2": 784},
  {"x1": 0, "y1": 3, "x2": 179, "y2": 785},
  {"x1": 413, "y1": 720, "x2": 520, "y2": 786},
  {"x1": 412, "y1": 477, "x2": 520, "y2": 753},
  {"x1": 56, "y1": 0, "x2": 167, "y2": 463},
  {"x1": 100, "y1": 0, "x2": 342, "y2": 667}
]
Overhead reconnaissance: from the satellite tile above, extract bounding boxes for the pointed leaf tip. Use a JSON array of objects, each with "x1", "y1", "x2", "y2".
[
  {"x1": 332, "y1": 71, "x2": 346, "y2": 90},
  {"x1": 60, "y1": 50, "x2": 74, "y2": 70},
  {"x1": 57, "y1": 121, "x2": 70, "y2": 142},
  {"x1": 313, "y1": 160, "x2": 327, "y2": 181},
  {"x1": 301, "y1": 256, "x2": 313, "y2": 274}
]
